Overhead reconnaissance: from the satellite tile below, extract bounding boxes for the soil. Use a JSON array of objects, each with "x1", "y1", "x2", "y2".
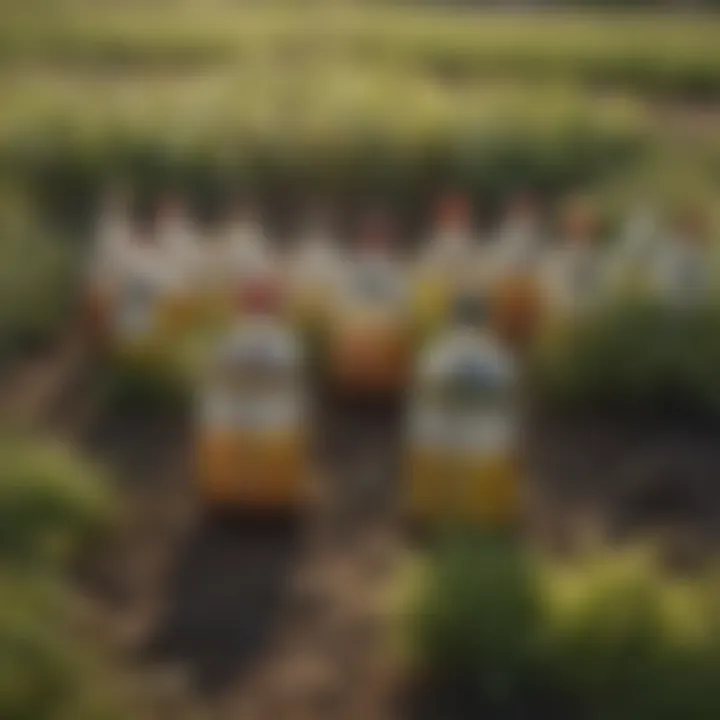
[{"x1": 4, "y1": 335, "x2": 720, "y2": 719}]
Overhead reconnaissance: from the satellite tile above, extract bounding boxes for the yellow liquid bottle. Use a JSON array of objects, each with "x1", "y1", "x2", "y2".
[
  {"x1": 196, "y1": 309, "x2": 308, "y2": 513},
  {"x1": 328, "y1": 254, "x2": 412, "y2": 396},
  {"x1": 404, "y1": 297, "x2": 521, "y2": 527}
]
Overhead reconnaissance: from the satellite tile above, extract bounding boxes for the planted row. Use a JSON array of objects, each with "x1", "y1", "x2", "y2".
[
  {"x1": 2, "y1": 10, "x2": 720, "y2": 96},
  {"x1": 0, "y1": 76, "x2": 651, "y2": 219},
  {"x1": 397, "y1": 534, "x2": 720, "y2": 719}
]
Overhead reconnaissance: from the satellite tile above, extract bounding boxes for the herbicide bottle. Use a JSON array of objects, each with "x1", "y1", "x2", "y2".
[
  {"x1": 538, "y1": 200, "x2": 607, "y2": 341},
  {"x1": 286, "y1": 205, "x2": 344, "y2": 345},
  {"x1": 86, "y1": 188, "x2": 134, "y2": 346},
  {"x1": 328, "y1": 213, "x2": 412, "y2": 395},
  {"x1": 605, "y1": 203, "x2": 663, "y2": 302},
  {"x1": 404, "y1": 295, "x2": 521, "y2": 526},
  {"x1": 486, "y1": 193, "x2": 544, "y2": 353},
  {"x1": 153, "y1": 195, "x2": 203, "y2": 336},
  {"x1": 647, "y1": 209, "x2": 715, "y2": 308},
  {"x1": 110, "y1": 223, "x2": 178, "y2": 361},
  {"x1": 195, "y1": 280, "x2": 308, "y2": 511},
  {"x1": 411, "y1": 193, "x2": 476, "y2": 343}
]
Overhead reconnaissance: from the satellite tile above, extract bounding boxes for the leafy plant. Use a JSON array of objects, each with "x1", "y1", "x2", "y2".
[
  {"x1": 0, "y1": 434, "x2": 113, "y2": 567},
  {"x1": 531, "y1": 301, "x2": 720, "y2": 421}
]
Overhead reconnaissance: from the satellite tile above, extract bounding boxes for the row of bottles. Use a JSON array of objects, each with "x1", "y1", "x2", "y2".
[
  {"x1": 85, "y1": 189, "x2": 716, "y2": 522},
  {"x1": 87, "y1": 191, "x2": 717, "y2": 364}
]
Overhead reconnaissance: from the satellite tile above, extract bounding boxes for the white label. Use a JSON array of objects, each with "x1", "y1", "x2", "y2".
[
  {"x1": 116, "y1": 282, "x2": 159, "y2": 339},
  {"x1": 410, "y1": 406, "x2": 515, "y2": 457},
  {"x1": 201, "y1": 392, "x2": 301, "y2": 433}
]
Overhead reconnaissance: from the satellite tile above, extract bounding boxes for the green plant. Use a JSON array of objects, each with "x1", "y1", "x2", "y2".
[
  {"x1": 531, "y1": 301, "x2": 720, "y2": 420},
  {"x1": 0, "y1": 569, "x2": 148, "y2": 720},
  {"x1": 0, "y1": 193, "x2": 77, "y2": 361},
  {"x1": 0, "y1": 434, "x2": 113, "y2": 567},
  {"x1": 407, "y1": 531, "x2": 544, "y2": 712},
  {"x1": 542, "y1": 546, "x2": 720, "y2": 720},
  {"x1": 402, "y1": 539, "x2": 720, "y2": 718},
  {"x1": 0, "y1": 72, "x2": 650, "y2": 218}
]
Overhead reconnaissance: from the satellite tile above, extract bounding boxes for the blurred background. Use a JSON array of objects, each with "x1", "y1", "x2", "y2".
[{"x1": 1, "y1": 1, "x2": 720, "y2": 719}]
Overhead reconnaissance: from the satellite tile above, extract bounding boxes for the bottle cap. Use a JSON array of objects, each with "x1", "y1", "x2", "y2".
[
  {"x1": 436, "y1": 193, "x2": 471, "y2": 228},
  {"x1": 239, "y1": 276, "x2": 283, "y2": 315}
]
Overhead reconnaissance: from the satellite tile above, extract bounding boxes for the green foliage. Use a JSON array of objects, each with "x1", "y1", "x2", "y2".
[
  {"x1": 102, "y1": 346, "x2": 195, "y2": 414},
  {"x1": 0, "y1": 436, "x2": 133, "y2": 720},
  {"x1": 404, "y1": 539, "x2": 720, "y2": 718},
  {"x1": 0, "y1": 434, "x2": 113, "y2": 567},
  {"x1": 542, "y1": 546, "x2": 720, "y2": 720},
  {"x1": 0, "y1": 192, "x2": 77, "y2": 360},
  {"x1": 531, "y1": 301, "x2": 720, "y2": 420},
  {"x1": 408, "y1": 532, "x2": 544, "y2": 711},
  {"x1": 1, "y1": 10, "x2": 720, "y2": 97},
  {"x1": 0, "y1": 73, "x2": 650, "y2": 216},
  {"x1": 0, "y1": 570, "x2": 144, "y2": 720}
]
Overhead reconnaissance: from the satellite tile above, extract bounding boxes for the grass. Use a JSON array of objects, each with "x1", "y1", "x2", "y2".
[
  {"x1": 1, "y1": 9, "x2": 720, "y2": 97},
  {"x1": 0, "y1": 70, "x2": 652, "y2": 215},
  {"x1": 400, "y1": 534, "x2": 720, "y2": 719},
  {"x1": 531, "y1": 301, "x2": 720, "y2": 421},
  {"x1": 0, "y1": 432, "x2": 113, "y2": 567}
]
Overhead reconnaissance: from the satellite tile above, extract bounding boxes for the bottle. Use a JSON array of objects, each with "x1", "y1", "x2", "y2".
[
  {"x1": 153, "y1": 194, "x2": 203, "y2": 337},
  {"x1": 404, "y1": 295, "x2": 521, "y2": 526},
  {"x1": 286, "y1": 202, "x2": 344, "y2": 344},
  {"x1": 110, "y1": 220, "x2": 177, "y2": 361},
  {"x1": 327, "y1": 211, "x2": 411, "y2": 395},
  {"x1": 223, "y1": 199, "x2": 276, "y2": 301},
  {"x1": 85, "y1": 187, "x2": 134, "y2": 348},
  {"x1": 486, "y1": 192, "x2": 544, "y2": 353},
  {"x1": 605, "y1": 202, "x2": 662, "y2": 303},
  {"x1": 411, "y1": 192, "x2": 477, "y2": 344},
  {"x1": 195, "y1": 278, "x2": 308, "y2": 510},
  {"x1": 647, "y1": 207, "x2": 714, "y2": 308},
  {"x1": 538, "y1": 198, "x2": 607, "y2": 340}
]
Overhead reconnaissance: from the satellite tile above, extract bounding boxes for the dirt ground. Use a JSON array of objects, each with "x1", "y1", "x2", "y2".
[{"x1": 4, "y1": 338, "x2": 720, "y2": 719}]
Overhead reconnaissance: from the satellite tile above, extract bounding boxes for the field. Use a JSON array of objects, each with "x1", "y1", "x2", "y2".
[{"x1": 2, "y1": 3, "x2": 720, "y2": 719}]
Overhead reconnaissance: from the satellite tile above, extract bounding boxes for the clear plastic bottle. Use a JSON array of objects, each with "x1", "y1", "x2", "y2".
[
  {"x1": 538, "y1": 199, "x2": 607, "y2": 340},
  {"x1": 110, "y1": 222, "x2": 177, "y2": 360},
  {"x1": 327, "y1": 212, "x2": 412, "y2": 395},
  {"x1": 195, "y1": 280, "x2": 308, "y2": 510},
  {"x1": 221, "y1": 200, "x2": 276, "y2": 298},
  {"x1": 411, "y1": 193, "x2": 477, "y2": 343},
  {"x1": 486, "y1": 192, "x2": 544, "y2": 353},
  {"x1": 605, "y1": 202, "x2": 663, "y2": 302},
  {"x1": 86, "y1": 187, "x2": 134, "y2": 347},
  {"x1": 646, "y1": 208, "x2": 714, "y2": 308},
  {"x1": 286, "y1": 203, "x2": 344, "y2": 343},
  {"x1": 153, "y1": 194, "x2": 204, "y2": 337},
  {"x1": 404, "y1": 295, "x2": 521, "y2": 526}
]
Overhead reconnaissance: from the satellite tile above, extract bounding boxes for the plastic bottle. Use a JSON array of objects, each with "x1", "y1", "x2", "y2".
[
  {"x1": 646, "y1": 207, "x2": 714, "y2": 308},
  {"x1": 327, "y1": 211, "x2": 412, "y2": 395},
  {"x1": 153, "y1": 194, "x2": 203, "y2": 337},
  {"x1": 411, "y1": 192, "x2": 477, "y2": 344},
  {"x1": 110, "y1": 221, "x2": 177, "y2": 361},
  {"x1": 538, "y1": 199, "x2": 607, "y2": 340},
  {"x1": 605, "y1": 202, "x2": 663, "y2": 302},
  {"x1": 195, "y1": 279, "x2": 308, "y2": 510},
  {"x1": 286, "y1": 203, "x2": 344, "y2": 344},
  {"x1": 85, "y1": 187, "x2": 134, "y2": 347},
  {"x1": 404, "y1": 295, "x2": 521, "y2": 526},
  {"x1": 486, "y1": 192, "x2": 544, "y2": 353}
]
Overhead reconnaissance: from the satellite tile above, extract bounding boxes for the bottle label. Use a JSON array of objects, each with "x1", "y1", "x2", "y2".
[
  {"x1": 410, "y1": 405, "x2": 515, "y2": 456},
  {"x1": 116, "y1": 280, "x2": 159, "y2": 339},
  {"x1": 201, "y1": 392, "x2": 301, "y2": 433}
]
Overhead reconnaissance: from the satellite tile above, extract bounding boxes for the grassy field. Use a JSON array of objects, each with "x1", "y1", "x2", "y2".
[
  {"x1": 0, "y1": 4, "x2": 717, "y2": 217},
  {"x1": 1, "y1": 9, "x2": 720, "y2": 96}
]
